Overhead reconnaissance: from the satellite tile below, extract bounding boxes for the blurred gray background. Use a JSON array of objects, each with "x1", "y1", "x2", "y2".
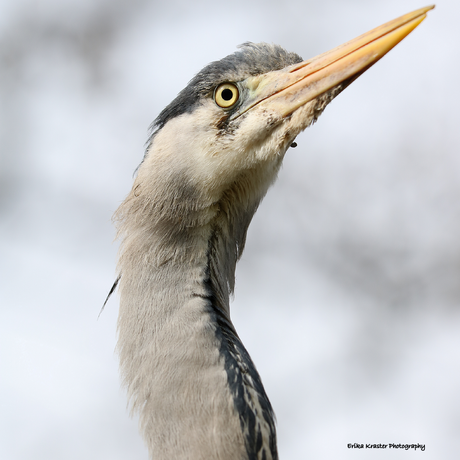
[{"x1": 1, "y1": 0, "x2": 458, "y2": 458}]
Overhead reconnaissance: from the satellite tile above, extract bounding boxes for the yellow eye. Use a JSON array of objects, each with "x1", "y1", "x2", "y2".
[{"x1": 214, "y1": 83, "x2": 239, "y2": 108}]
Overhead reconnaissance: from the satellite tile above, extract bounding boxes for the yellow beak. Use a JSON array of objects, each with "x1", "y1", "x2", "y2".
[{"x1": 235, "y1": 5, "x2": 435, "y2": 118}]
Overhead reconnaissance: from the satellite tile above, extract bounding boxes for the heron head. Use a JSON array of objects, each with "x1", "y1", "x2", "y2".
[{"x1": 131, "y1": 6, "x2": 433, "y2": 221}]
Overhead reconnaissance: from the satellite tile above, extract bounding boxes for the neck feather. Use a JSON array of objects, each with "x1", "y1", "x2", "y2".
[{"x1": 115, "y1": 159, "x2": 281, "y2": 460}]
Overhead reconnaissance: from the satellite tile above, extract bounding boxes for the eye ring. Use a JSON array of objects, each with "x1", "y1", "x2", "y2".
[{"x1": 214, "y1": 83, "x2": 239, "y2": 108}]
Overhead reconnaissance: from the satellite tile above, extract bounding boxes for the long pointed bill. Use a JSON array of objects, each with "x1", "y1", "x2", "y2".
[{"x1": 234, "y1": 5, "x2": 435, "y2": 119}]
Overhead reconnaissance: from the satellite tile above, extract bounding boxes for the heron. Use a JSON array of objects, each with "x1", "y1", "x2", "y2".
[{"x1": 110, "y1": 6, "x2": 434, "y2": 460}]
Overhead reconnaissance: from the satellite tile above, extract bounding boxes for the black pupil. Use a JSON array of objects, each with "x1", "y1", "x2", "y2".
[{"x1": 221, "y1": 88, "x2": 234, "y2": 101}]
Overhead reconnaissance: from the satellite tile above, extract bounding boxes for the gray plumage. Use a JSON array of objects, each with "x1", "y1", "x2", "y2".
[
  {"x1": 116, "y1": 44, "x2": 306, "y2": 460},
  {"x1": 112, "y1": 8, "x2": 432, "y2": 458}
]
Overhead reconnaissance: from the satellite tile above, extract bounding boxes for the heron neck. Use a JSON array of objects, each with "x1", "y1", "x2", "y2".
[{"x1": 116, "y1": 207, "x2": 277, "y2": 459}]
